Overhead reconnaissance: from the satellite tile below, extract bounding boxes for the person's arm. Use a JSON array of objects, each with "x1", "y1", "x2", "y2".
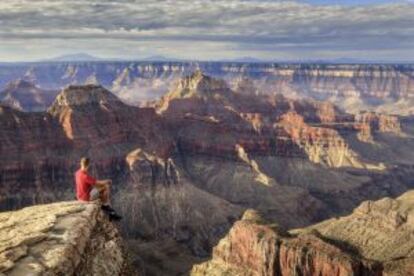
[
  {"x1": 85, "y1": 173, "x2": 111, "y2": 189},
  {"x1": 95, "y1": 179, "x2": 112, "y2": 189}
]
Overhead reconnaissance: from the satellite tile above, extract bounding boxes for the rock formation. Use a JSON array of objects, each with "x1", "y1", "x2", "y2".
[
  {"x1": 0, "y1": 80, "x2": 57, "y2": 112},
  {"x1": 0, "y1": 201, "x2": 135, "y2": 275},
  {"x1": 0, "y1": 62, "x2": 412, "y2": 114},
  {"x1": 193, "y1": 190, "x2": 414, "y2": 275},
  {"x1": 159, "y1": 71, "x2": 384, "y2": 169},
  {"x1": 356, "y1": 112, "x2": 402, "y2": 135}
]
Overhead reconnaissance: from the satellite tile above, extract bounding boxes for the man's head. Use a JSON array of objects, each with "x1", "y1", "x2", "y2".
[{"x1": 80, "y1": 157, "x2": 90, "y2": 171}]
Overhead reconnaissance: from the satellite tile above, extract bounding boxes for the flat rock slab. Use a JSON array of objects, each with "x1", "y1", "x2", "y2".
[{"x1": 0, "y1": 201, "x2": 124, "y2": 275}]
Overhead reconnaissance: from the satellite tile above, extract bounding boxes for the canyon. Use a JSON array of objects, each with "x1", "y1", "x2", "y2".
[
  {"x1": 0, "y1": 62, "x2": 413, "y2": 115},
  {"x1": 0, "y1": 68, "x2": 414, "y2": 275},
  {"x1": 193, "y1": 190, "x2": 414, "y2": 276}
]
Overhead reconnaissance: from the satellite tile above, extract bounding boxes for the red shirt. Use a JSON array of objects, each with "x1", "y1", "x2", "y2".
[{"x1": 75, "y1": 169, "x2": 97, "y2": 201}]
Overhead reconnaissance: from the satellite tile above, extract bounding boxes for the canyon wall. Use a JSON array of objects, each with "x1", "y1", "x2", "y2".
[
  {"x1": 193, "y1": 190, "x2": 414, "y2": 275},
  {"x1": 0, "y1": 62, "x2": 412, "y2": 114}
]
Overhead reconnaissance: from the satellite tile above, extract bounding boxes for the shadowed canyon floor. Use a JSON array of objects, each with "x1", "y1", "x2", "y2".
[{"x1": 0, "y1": 71, "x2": 414, "y2": 275}]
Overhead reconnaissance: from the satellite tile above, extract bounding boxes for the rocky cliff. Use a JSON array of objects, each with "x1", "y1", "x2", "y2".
[
  {"x1": 0, "y1": 201, "x2": 134, "y2": 275},
  {"x1": 0, "y1": 62, "x2": 412, "y2": 114},
  {"x1": 356, "y1": 112, "x2": 402, "y2": 135},
  {"x1": 159, "y1": 71, "x2": 385, "y2": 169},
  {"x1": 193, "y1": 190, "x2": 414, "y2": 276}
]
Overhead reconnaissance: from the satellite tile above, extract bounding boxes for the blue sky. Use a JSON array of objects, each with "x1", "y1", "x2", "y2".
[
  {"x1": 0, "y1": 0, "x2": 413, "y2": 62},
  {"x1": 305, "y1": 0, "x2": 399, "y2": 5}
]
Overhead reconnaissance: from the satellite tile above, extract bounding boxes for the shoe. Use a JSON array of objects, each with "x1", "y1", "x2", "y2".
[
  {"x1": 109, "y1": 212, "x2": 123, "y2": 221},
  {"x1": 101, "y1": 205, "x2": 115, "y2": 213}
]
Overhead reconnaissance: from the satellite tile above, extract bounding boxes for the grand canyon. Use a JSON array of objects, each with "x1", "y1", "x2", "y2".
[{"x1": 0, "y1": 61, "x2": 414, "y2": 275}]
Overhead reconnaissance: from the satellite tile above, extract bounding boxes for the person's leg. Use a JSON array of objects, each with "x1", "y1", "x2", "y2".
[
  {"x1": 99, "y1": 184, "x2": 110, "y2": 205},
  {"x1": 89, "y1": 187, "x2": 100, "y2": 202},
  {"x1": 99, "y1": 184, "x2": 122, "y2": 220}
]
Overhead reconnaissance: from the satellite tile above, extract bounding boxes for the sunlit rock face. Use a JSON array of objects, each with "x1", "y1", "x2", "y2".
[
  {"x1": 158, "y1": 71, "x2": 384, "y2": 170},
  {"x1": 355, "y1": 112, "x2": 402, "y2": 135},
  {"x1": 0, "y1": 201, "x2": 135, "y2": 275},
  {"x1": 193, "y1": 191, "x2": 414, "y2": 276}
]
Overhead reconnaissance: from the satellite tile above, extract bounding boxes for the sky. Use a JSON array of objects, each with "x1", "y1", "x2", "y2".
[{"x1": 0, "y1": 0, "x2": 413, "y2": 62}]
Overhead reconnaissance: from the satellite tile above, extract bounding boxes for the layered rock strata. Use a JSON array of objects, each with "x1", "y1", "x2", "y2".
[{"x1": 0, "y1": 63, "x2": 412, "y2": 113}]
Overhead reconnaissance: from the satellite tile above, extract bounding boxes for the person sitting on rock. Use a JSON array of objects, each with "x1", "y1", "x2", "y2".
[{"x1": 75, "y1": 157, "x2": 122, "y2": 220}]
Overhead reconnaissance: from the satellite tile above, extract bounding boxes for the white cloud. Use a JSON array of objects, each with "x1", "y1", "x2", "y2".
[{"x1": 0, "y1": 0, "x2": 413, "y2": 61}]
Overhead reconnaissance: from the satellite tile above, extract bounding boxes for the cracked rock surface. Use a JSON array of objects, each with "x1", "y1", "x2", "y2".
[{"x1": 0, "y1": 201, "x2": 133, "y2": 276}]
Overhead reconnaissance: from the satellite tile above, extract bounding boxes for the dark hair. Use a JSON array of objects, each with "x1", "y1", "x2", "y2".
[{"x1": 80, "y1": 157, "x2": 90, "y2": 168}]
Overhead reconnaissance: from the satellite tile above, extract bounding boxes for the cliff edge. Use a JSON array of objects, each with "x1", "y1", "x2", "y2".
[{"x1": 0, "y1": 201, "x2": 134, "y2": 276}]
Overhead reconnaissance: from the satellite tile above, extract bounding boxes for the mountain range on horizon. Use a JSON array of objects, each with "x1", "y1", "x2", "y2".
[{"x1": 19, "y1": 53, "x2": 414, "y2": 64}]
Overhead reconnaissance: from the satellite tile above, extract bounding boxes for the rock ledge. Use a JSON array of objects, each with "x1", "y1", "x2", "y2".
[{"x1": 0, "y1": 201, "x2": 132, "y2": 276}]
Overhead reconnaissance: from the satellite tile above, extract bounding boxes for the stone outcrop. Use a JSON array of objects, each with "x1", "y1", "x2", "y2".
[
  {"x1": 0, "y1": 80, "x2": 57, "y2": 112},
  {"x1": 0, "y1": 201, "x2": 134, "y2": 275},
  {"x1": 356, "y1": 112, "x2": 402, "y2": 135},
  {"x1": 49, "y1": 84, "x2": 124, "y2": 108},
  {"x1": 193, "y1": 190, "x2": 414, "y2": 275},
  {"x1": 156, "y1": 70, "x2": 233, "y2": 114},
  {"x1": 278, "y1": 111, "x2": 376, "y2": 169}
]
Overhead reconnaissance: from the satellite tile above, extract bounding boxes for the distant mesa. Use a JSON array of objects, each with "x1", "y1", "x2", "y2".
[
  {"x1": 141, "y1": 55, "x2": 177, "y2": 62},
  {"x1": 156, "y1": 70, "x2": 232, "y2": 112},
  {"x1": 46, "y1": 54, "x2": 180, "y2": 63},
  {"x1": 168, "y1": 70, "x2": 231, "y2": 99},
  {"x1": 50, "y1": 84, "x2": 123, "y2": 108},
  {"x1": 227, "y1": 56, "x2": 265, "y2": 63},
  {"x1": 46, "y1": 53, "x2": 102, "y2": 62}
]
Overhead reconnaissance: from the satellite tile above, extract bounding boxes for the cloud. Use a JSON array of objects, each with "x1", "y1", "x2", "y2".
[{"x1": 0, "y1": 0, "x2": 413, "y2": 61}]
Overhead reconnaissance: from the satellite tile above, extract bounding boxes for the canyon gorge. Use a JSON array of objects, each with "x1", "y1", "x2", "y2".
[{"x1": 0, "y1": 64, "x2": 414, "y2": 275}]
